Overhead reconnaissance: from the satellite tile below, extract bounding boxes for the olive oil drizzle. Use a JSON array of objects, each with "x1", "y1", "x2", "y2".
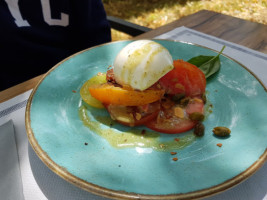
[{"x1": 79, "y1": 105, "x2": 196, "y2": 152}]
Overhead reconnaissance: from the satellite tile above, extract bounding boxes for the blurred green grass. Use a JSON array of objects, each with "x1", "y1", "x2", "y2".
[{"x1": 103, "y1": 0, "x2": 267, "y2": 41}]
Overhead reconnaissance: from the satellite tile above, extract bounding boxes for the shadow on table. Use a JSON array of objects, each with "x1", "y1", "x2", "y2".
[
  {"x1": 29, "y1": 143, "x2": 267, "y2": 200},
  {"x1": 28, "y1": 144, "x2": 109, "y2": 200}
]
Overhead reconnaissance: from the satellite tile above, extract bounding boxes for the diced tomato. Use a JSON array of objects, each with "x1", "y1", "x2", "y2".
[
  {"x1": 106, "y1": 68, "x2": 116, "y2": 83},
  {"x1": 105, "y1": 101, "x2": 160, "y2": 126},
  {"x1": 185, "y1": 98, "x2": 205, "y2": 115},
  {"x1": 145, "y1": 97, "x2": 205, "y2": 134},
  {"x1": 159, "y1": 59, "x2": 206, "y2": 97}
]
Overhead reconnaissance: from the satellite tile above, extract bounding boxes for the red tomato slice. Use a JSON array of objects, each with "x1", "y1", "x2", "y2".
[
  {"x1": 145, "y1": 98, "x2": 205, "y2": 134},
  {"x1": 145, "y1": 115, "x2": 196, "y2": 134},
  {"x1": 105, "y1": 101, "x2": 160, "y2": 127},
  {"x1": 159, "y1": 59, "x2": 206, "y2": 97}
]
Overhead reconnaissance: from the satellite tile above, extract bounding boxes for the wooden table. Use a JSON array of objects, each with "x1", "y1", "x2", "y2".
[
  {"x1": 1, "y1": 10, "x2": 267, "y2": 103},
  {"x1": 136, "y1": 10, "x2": 267, "y2": 53}
]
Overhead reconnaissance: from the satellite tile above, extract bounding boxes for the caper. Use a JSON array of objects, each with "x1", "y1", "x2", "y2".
[
  {"x1": 189, "y1": 112, "x2": 205, "y2": 121},
  {"x1": 194, "y1": 123, "x2": 205, "y2": 137},
  {"x1": 213, "y1": 127, "x2": 231, "y2": 137}
]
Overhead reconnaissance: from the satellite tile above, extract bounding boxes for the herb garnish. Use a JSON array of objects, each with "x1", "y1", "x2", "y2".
[{"x1": 188, "y1": 46, "x2": 226, "y2": 78}]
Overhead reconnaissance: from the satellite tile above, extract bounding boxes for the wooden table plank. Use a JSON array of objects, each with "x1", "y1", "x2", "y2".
[
  {"x1": 1, "y1": 10, "x2": 266, "y2": 103},
  {"x1": 136, "y1": 10, "x2": 267, "y2": 54},
  {"x1": 0, "y1": 75, "x2": 43, "y2": 103}
]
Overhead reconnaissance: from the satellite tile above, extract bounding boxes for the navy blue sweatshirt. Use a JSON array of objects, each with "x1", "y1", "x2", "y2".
[{"x1": 0, "y1": 0, "x2": 111, "y2": 90}]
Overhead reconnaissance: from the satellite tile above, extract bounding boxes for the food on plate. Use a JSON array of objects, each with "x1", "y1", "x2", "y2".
[
  {"x1": 172, "y1": 157, "x2": 178, "y2": 161},
  {"x1": 217, "y1": 143, "x2": 223, "y2": 147},
  {"x1": 80, "y1": 40, "x2": 224, "y2": 134},
  {"x1": 193, "y1": 123, "x2": 205, "y2": 137},
  {"x1": 89, "y1": 84, "x2": 164, "y2": 106},
  {"x1": 159, "y1": 59, "x2": 206, "y2": 97},
  {"x1": 113, "y1": 40, "x2": 174, "y2": 91},
  {"x1": 213, "y1": 127, "x2": 231, "y2": 137},
  {"x1": 78, "y1": 104, "x2": 197, "y2": 151},
  {"x1": 80, "y1": 72, "x2": 107, "y2": 108}
]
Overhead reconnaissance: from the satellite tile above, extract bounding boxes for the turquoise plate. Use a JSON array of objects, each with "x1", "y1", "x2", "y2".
[{"x1": 26, "y1": 40, "x2": 267, "y2": 199}]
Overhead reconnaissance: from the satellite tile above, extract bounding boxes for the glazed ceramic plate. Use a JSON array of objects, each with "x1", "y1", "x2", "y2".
[{"x1": 26, "y1": 40, "x2": 267, "y2": 199}]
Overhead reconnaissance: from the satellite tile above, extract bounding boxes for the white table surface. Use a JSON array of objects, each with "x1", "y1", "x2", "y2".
[{"x1": 0, "y1": 27, "x2": 267, "y2": 200}]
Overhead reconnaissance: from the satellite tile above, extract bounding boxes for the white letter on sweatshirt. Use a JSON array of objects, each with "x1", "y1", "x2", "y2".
[
  {"x1": 40, "y1": 0, "x2": 69, "y2": 27},
  {"x1": 5, "y1": 0, "x2": 30, "y2": 27}
]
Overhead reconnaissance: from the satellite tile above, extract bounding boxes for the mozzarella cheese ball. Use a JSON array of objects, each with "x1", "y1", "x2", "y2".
[{"x1": 113, "y1": 40, "x2": 174, "y2": 91}]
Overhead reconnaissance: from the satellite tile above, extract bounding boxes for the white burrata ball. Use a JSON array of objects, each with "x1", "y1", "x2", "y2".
[{"x1": 113, "y1": 40, "x2": 174, "y2": 91}]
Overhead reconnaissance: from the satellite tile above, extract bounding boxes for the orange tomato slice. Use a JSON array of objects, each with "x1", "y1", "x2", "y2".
[{"x1": 89, "y1": 83, "x2": 164, "y2": 106}]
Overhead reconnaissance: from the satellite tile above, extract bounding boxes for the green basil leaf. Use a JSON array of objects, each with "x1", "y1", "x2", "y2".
[
  {"x1": 199, "y1": 56, "x2": 220, "y2": 79},
  {"x1": 187, "y1": 55, "x2": 214, "y2": 67},
  {"x1": 188, "y1": 46, "x2": 225, "y2": 79}
]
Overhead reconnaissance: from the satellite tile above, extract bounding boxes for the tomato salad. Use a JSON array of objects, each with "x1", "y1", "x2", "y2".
[
  {"x1": 80, "y1": 41, "x2": 224, "y2": 135},
  {"x1": 84, "y1": 59, "x2": 206, "y2": 134}
]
